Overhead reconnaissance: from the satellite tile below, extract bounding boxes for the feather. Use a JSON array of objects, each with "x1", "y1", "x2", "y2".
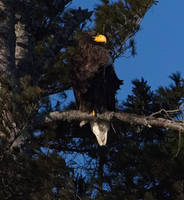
[
  {"x1": 80, "y1": 121, "x2": 88, "y2": 127},
  {"x1": 90, "y1": 121, "x2": 109, "y2": 146},
  {"x1": 71, "y1": 32, "x2": 122, "y2": 145}
]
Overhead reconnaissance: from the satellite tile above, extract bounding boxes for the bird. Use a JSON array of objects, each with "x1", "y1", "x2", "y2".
[{"x1": 71, "y1": 32, "x2": 122, "y2": 146}]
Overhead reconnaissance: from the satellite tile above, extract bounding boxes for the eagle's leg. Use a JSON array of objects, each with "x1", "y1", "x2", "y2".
[{"x1": 80, "y1": 110, "x2": 96, "y2": 127}]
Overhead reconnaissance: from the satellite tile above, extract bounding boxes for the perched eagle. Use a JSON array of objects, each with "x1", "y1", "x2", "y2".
[{"x1": 71, "y1": 32, "x2": 122, "y2": 145}]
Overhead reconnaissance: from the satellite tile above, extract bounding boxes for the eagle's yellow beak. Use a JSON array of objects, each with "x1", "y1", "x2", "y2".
[{"x1": 93, "y1": 34, "x2": 107, "y2": 43}]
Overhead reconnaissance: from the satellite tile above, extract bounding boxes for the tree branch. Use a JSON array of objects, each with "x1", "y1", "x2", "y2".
[{"x1": 34, "y1": 110, "x2": 184, "y2": 133}]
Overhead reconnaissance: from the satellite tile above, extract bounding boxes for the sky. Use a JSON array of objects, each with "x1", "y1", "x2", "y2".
[{"x1": 68, "y1": 0, "x2": 184, "y2": 102}]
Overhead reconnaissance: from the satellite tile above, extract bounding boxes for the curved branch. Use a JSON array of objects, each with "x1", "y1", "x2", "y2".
[{"x1": 34, "y1": 110, "x2": 184, "y2": 133}]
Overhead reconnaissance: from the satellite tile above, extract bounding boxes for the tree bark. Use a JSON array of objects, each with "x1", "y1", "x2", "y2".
[
  {"x1": 0, "y1": 1, "x2": 18, "y2": 151},
  {"x1": 0, "y1": 0, "x2": 15, "y2": 76},
  {"x1": 15, "y1": 0, "x2": 35, "y2": 79},
  {"x1": 0, "y1": 0, "x2": 35, "y2": 152},
  {"x1": 34, "y1": 110, "x2": 184, "y2": 133}
]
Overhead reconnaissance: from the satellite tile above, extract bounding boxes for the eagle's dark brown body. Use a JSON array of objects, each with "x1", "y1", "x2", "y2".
[{"x1": 71, "y1": 32, "x2": 122, "y2": 113}]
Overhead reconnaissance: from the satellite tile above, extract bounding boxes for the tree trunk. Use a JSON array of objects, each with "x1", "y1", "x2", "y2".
[
  {"x1": 0, "y1": 0, "x2": 34, "y2": 152},
  {"x1": 0, "y1": 0, "x2": 15, "y2": 77}
]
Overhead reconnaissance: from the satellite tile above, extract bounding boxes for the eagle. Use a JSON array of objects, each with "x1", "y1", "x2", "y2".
[{"x1": 71, "y1": 32, "x2": 122, "y2": 146}]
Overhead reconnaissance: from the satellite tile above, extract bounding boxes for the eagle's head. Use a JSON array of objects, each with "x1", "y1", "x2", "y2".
[{"x1": 78, "y1": 32, "x2": 108, "y2": 54}]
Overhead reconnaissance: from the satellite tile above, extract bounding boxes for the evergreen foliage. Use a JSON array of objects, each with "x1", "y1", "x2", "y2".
[{"x1": 0, "y1": 0, "x2": 184, "y2": 200}]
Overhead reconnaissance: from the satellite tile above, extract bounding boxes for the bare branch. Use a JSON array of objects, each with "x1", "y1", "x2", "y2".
[
  {"x1": 33, "y1": 110, "x2": 184, "y2": 133},
  {"x1": 150, "y1": 108, "x2": 181, "y2": 118}
]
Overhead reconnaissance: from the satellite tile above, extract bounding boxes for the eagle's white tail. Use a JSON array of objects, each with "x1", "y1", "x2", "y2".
[{"x1": 90, "y1": 121, "x2": 109, "y2": 146}]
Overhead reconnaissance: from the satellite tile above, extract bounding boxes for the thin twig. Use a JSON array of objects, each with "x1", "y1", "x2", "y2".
[
  {"x1": 111, "y1": 122, "x2": 117, "y2": 134},
  {"x1": 175, "y1": 128, "x2": 182, "y2": 157},
  {"x1": 150, "y1": 109, "x2": 180, "y2": 119},
  {"x1": 113, "y1": 16, "x2": 143, "y2": 59},
  {"x1": 76, "y1": 194, "x2": 82, "y2": 200}
]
